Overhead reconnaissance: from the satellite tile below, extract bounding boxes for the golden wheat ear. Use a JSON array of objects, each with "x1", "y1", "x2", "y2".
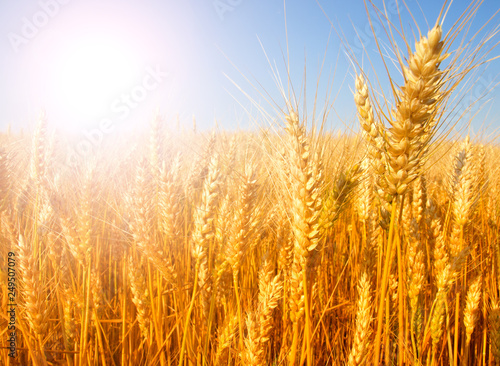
[
  {"x1": 127, "y1": 255, "x2": 151, "y2": 340},
  {"x1": 490, "y1": 300, "x2": 500, "y2": 363},
  {"x1": 17, "y1": 234, "x2": 48, "y2": 343},
  {"x1": 464, "y1": 276, "x2": 482, "y2": 345},
  {"x1": 383, "y1": 25, "x2": 448, "y2": 198},
  {"x1": 347, "y1": 272, "x2": 373, "y2": 366}
]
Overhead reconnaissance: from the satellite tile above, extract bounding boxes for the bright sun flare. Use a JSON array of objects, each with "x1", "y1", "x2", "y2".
[{"x1": 50, "y1": 32, "x2": 142, "y2": 124}]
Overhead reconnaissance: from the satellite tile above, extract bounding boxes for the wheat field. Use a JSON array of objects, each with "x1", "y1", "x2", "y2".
[{"x1": 1, "y1": 2, "x2": 500, "y2": 366}]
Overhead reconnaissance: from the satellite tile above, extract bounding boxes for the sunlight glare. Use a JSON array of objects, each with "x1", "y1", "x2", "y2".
[{"x1": 50, "y1": 32, "x2": 143, "y2": 125}]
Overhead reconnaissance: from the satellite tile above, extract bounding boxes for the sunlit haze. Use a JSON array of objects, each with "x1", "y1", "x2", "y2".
[{"x1": 0, "y1": 0, "x2": 499, "y2": 135}]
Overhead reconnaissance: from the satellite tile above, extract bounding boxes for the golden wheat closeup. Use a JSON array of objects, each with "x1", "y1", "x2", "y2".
[{"x1": 1, "y1": 1, "x2": 499, "y2": 365}]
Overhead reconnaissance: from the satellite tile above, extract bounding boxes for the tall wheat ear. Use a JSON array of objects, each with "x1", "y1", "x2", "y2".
[
  {"x1": 127, "y1": 255, "x2": 151, "y2": 340},
  {"x1": 129, "y1": 158, "x2": 176, "y2": 284},
  {"x1": 215, "y1": 315, "x2": 238, "y2": 365},
  {"x1": 366, "y1": 24, "x2": 450, "y2": 366},
  {"x1": 354, "y1": 74, "x2": 387, "y2": 202},
  {"x1": 178, "y1": 153, "x2": 220, "y2": 366},
  {"x1": 29, "y1": 111, "x2": 48, "y2": 184},
  {"x1": 283, "y1": 110, "x2": 323, "y2": 366},
  {"x1": 257, "y1": 258, "x2": 283, "y2": 358},
  {"x1": 17, "y1": 233, "x2": 48, "y2": 362},
  {"x1": 385, "y1": 25, "x2": 448, "y2": 198},
  {"x1": 347, "y1": 272, "x2": 373, "y2": 366},
  {"x1": 490, "y1": 300, "x2": 500, "y2": 363},
  {"x1": 226, "y1": 161, "x2": 259, "y2": 350},
  {"x1": 464, "y1": 275, "x2": 482, "y2": 345}
]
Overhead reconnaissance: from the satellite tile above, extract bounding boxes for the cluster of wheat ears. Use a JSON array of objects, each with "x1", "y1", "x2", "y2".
[{"x1": 1, "y1": 2, "x2": 500, "y2": 366}]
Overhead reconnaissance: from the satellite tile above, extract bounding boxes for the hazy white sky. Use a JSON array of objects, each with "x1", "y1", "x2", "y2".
[{"x1": 0, "y1": 0, "x2": 498, "y2": 136}]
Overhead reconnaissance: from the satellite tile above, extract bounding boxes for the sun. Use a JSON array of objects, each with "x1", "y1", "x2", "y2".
[{"x1": 49, "y1": 31, "x2": 143, "y2": 125}]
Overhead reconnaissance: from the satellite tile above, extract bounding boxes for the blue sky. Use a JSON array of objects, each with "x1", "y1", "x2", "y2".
[{"x1": 0, "y1": 0, "x2": 498, "y2": 137}]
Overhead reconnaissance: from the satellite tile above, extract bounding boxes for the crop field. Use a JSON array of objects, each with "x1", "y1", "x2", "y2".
[{"x1": 0, "y1": 1, "x2": 500, "y2": 366}]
